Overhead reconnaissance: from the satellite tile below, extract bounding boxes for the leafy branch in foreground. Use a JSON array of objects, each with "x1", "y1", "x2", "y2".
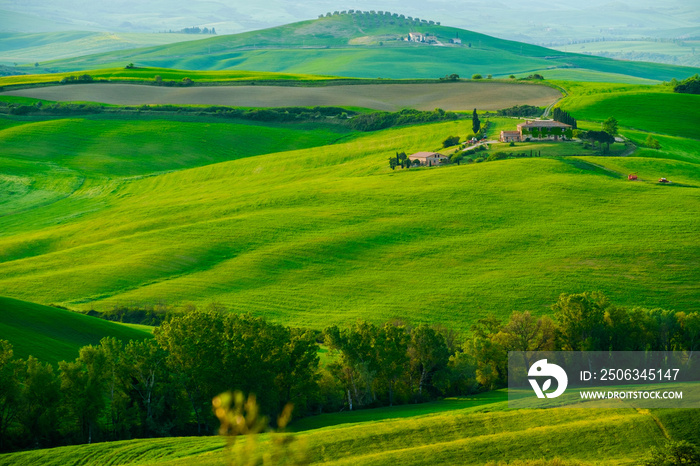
[{"x1": 213, "y1": 391, "x2": 308, "y2": 466}]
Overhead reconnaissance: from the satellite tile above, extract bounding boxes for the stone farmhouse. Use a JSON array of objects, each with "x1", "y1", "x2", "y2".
[
  {"x1": 410, "y1": 152, "x2": 448, "y2": 166},
  {"x1": 408, "y1": 32, "x2": 425, "y2": 42},
  {"x1": 500, "y1": 120, "x2": 572, "y2": 142}
]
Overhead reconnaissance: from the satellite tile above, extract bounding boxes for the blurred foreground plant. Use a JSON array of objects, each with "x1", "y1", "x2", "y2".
[{"x1": 213, "y1": 391, "x2": 308, "y2": 466}]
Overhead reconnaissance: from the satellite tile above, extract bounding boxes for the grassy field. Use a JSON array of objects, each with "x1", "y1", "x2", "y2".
[
  {"x1": 1, "y1": 81, "x2": 562, "y2": 111},
  {"x1": 1, "y1": 396, "x2": 696, "y2": 465},
  {"x1": 21, "y1": 15, "x2": 699, "y2": 83},
  {"x1": 0, "y1": 107, "x2": 697, "y2": 329},
  {"x1": 0, "y1": 32, "x2": 209, "y2": 66},
  {"x1": 0, "y1": 115, "x2": 354, "y2": 179},
  {"x1": 558, "y1": 83, "x2": 700, "y2": 139},
  {"x1": 0, "y1": 296, "x2": 151, "y2": 365},
  {"x1": 553, "y1": 39, "x2": 700, "y2": 68}
]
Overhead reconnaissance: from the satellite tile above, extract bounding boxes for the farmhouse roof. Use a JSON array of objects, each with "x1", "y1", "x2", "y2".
[
  {"x1": 518, "y1": 120, "x2": 571, "y2": 129},
  {"x1": 410, "y1": 152, "x2": 445, "y2": 159},
  {"x1": 501, "y1": 131, "x2": 520, "y2": 136}
]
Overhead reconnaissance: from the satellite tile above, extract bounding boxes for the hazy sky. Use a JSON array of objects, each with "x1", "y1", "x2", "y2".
[{"x1": 1, "y1": 0, "x2": 697, "y2": 42}]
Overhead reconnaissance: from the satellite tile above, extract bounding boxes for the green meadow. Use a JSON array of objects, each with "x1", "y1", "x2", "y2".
[
  {"x1": 558, "y1": 83, "x2": 700, "y2": 139},
  {"x1": 0, "y1": 296, "x2": 151, "y2": 365},
  {"x1": 552, "y1": 39, "x2": 700, "y2": 68},
  {"x1": 1, "y1": 396, "x2": 696, "y2": 465},
  {"x1": 0, "y1": 80, "x2": 698, "y2": 330},
  {"x1": 0, "y1": 115, "x2": 353, "y2": 178},
  {"x1": 0, "y1": 31, "x2": 208, "y2": 65}
]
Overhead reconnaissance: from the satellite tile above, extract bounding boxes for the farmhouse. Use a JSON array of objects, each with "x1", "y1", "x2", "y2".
[
  {"x1": 516, "y1": 120, "x2": 571, "y2": 141},
  {"x1": 408, "y1": 32, "x2": 425, "y2": 42},
  {"x1": 410, "y1": 151, "x2": 448, "y2": 166}
]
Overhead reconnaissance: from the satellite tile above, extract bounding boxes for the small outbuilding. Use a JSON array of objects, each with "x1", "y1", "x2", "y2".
[{"x1": 500, "y1": 131, "x2": 521, "y2": 143}]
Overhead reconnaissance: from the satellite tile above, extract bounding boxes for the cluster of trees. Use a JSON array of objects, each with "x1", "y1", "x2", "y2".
[
  {"x1": 323, "y1": 322, "x2": 456, "y2": 409},
  {"x1": 577, "y1": 116, "x2": 618, "y2": 153},
  {"x1": 319, "y1": 10, "x2": 440, "y2": 26},
  {"x1": 442, "y1": 135, "x2": 460, "y2": 147},
  {"x1": 152, "y1": 75, "x2": 194, "y2": 87},
  {"x1": 497, "y1": 105, "x2": 541, "y2": 117},
  {"x1": 671, "y1": 74, "x2": 700, "y2": 94},
  {"x1": 0, "y1": 312, "x2": 319, "y2": 451},
  {"x1": 388, "y1": 152, "x2": 410, "y2": 169},
  {"x1": 458, "y1": 292, "x2": 699, "y2": 390},
  {"x1": 580, "y1": 130, "x2": 615, "y2": 152},
  {"x1": 176, "y1": 27, "x2": 216, "y2": 35},
  {"x1": 1, "y1": 293, "x2": 698, "y2": 453},
  {"x1": 87, "y1": 303, "x2": 186, "y2": 326},
  {"x1": 349, "y1": 108, "x2": 458, "y2": 131},
  {"x1": 521, "y1": 74, "x2": 545, "y2": 80},
  {"x1": 438, "y1": 74, "x2": 460, "y2": 82},
  {"x1": 59, "y1": 74, "x2": 93, "y2": 84},
  {"x1": 552, "y1": 107, "x2": 578, "y2": 129}
]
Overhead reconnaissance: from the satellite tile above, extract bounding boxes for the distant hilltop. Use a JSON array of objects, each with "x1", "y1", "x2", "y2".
[{"x1": 318, "y1": 10, "x2": 440, "y2": 26}]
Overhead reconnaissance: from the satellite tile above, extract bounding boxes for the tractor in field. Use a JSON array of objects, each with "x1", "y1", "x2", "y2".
[
  {"x1": 658, "y1": 177, "x2": 670, "y2": 183},
  {"x1": 628, "y1": 173, "x2": 638, "y2": 181}
]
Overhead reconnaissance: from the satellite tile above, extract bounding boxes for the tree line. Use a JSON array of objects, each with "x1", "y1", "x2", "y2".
[
  {"x1": 497, "y1": 105, "x2": 542, "y2": 118},
  {"x1": 171, "y1": 27, "x2": 216, "y2": 35},
  {"x1": 552, "y1": 107, "x2": 577, "y2": 129},
  {"x1": 1, "y1": 292, "x2": 697, "y2": 453},
  {"x1": 0, "y1": 313, "x2": 319, "y2": 451},
  {"x1": 319, "y1": 10, "x2": 440, "y2": 26},
  {"x1": 349, "y1": 108, "x2": 458, "y2": 131},
  {"x1": 1, "y1": 99, "x2": 461, "y2": 133}
]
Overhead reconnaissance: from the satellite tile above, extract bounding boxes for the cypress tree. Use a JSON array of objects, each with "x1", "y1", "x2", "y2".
[{"x1": 472, "y1": 108, "x2": 481, "y2": 134}]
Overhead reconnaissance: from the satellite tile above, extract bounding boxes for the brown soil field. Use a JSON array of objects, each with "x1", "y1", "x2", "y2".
[{"x1": 2, "y1": 82, "x2": 561, "y2": 111}]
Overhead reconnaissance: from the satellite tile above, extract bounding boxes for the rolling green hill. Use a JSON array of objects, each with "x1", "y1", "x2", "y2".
[
  {"x1": 0, "y1": 83, "x2": 697, "y2": 329},
  {"x1": 1, "y1": 395, "x2": 696, "y2": 465},
  {"x1": 0, "y1": 31, "x2": 211, "y2": 66},
  {"x1": 0, "y1": 296, "x2": 151, "y2": 365},
  {"x1": 27, "y1": 14, "x2": 700, "y2": 83}
]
